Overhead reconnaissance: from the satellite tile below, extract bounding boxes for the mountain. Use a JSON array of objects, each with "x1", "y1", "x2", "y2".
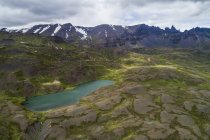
[{"x1": 1, "y1": 23, "x2": 210, "y2": 48}]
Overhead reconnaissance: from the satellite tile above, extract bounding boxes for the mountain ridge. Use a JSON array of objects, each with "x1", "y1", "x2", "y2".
[{"x1": 1, "y1": 23, "x2": 210, "y2": 48}]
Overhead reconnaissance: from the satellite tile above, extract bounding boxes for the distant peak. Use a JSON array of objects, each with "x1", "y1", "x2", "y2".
[
  {"x1": 171, "y1": 25, "x2": 176, "y2": 30},
  {"x1": 165, "y1": 25, "x2": 180, "y2": 33},
  {"x1": 63, "y1": 23, "x2": 73, "y2": 26}
]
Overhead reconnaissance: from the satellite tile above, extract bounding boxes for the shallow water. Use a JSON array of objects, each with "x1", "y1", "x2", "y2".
[{"x1": 23, "y1": 80, "x2": 115, "y2": 111}]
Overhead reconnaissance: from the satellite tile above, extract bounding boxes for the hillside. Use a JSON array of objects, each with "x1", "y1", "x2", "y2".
[
  {"x1": 0, "y1": 32, "x2": 124, "y2": 97},
  {"x1": 0, "y1": 31, "x2": 210, "y2": 139}
]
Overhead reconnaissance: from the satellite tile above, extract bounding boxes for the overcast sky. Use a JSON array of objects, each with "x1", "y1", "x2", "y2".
[{"x1": 0, "y1": 0, "x2": 210, "y2": 30}]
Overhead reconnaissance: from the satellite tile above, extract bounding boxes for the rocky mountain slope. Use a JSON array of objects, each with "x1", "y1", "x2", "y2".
[{"x1": 1, "y1": 23, "x2": 210, "y2": 48}]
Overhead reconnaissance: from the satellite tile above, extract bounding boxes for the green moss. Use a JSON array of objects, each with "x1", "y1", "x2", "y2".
[
  {"x1": 10, "y1": 125, "x2": 22, "y2": 140},
  {"x1": 0, "y1": 93, "x2": 25, "y2": 105},
  {"x1": 104, "y1": 119, "x2": 124, "y2": 131},
  {"x1": 0, "y1": 116, "x2": 10, "y2": 140},
  {"x1": 67, "y1": 123, "x2": 91, "y2": 139},
  {"x1": 166, "y1": 131, "x2": 180, "y2": 140},
  {"x1": 101, "y1": 69, "x2": 124, "y2": 83},
  {"x1": 121, "y1": 128, "x2": 139, "y2": 140},
  {"x1": 198, "y1": 83, "x2": 210, "y2": 90},
  {"x1": 189, "y1": 106, "x2": 209, "y2": 134},
  {"x1": 154, "y1": 96, "x2": 161, "y2": 105},
  {"x1": 0, "y1": 115, "x2": 22, "y2": 140},
  {"x1": 143, "y1": 80, "x2": 188, "y2": 92}
]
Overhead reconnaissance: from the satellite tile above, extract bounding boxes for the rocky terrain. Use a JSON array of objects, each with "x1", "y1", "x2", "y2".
[
  {"x1": 42, "y1": 83, "x2": 210, "y2": 140},
  {"x1": 1, "y1": 45, "x2": 210, "y2": 139}
]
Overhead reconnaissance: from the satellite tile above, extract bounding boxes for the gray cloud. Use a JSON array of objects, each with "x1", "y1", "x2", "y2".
[
  {"x1": 0, "y1": 0, "x2": 93, "y2": 27},
  {"x1": 0, "y1": 0, "x2": 210, "y2": 30},
  {"x1": 108, "y1": 0, "x2": 210, "y2": 7},
  {"x1": 0, "y1": 0, "x2": 91, "y2": 16}
]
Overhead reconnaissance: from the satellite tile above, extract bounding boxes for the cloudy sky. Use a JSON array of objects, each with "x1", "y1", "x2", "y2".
[{"x1": 0, "y1": 0, "x2": 209, "y2": 30}]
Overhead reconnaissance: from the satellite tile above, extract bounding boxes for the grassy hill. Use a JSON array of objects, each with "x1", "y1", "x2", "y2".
[{"x1": 0, "y1": 32, "x2": 125, "y2": 97}]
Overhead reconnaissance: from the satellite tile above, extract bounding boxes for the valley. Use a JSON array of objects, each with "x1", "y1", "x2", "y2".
[{"x1": 0, "y1": 29, "x2": 210, "y2": 140}]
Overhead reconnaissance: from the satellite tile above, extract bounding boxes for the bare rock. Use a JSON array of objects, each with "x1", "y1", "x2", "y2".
[
  {"x1": 45, "y1": 119, "x2": 62, "y2": 125},
  {"x1": 124, "y1": 85, "x2": 145, "y2": 95},
  {"x1": 89, "y1": 125, "x2": 105, "y2": 138},
  {"x1": 64, "y1": 105, "x2": 90, "y2": 117},
  {"x1": 60, "y1": 110, "x2": 97, "y2": 128},
  {"x1": 95, "y1": 95, "x2": 122, "y2": 111},
  {"x1": 111, "y1": 107, "x2": 130, "y2": 118},
  {"x1": 177, "y1": 115, "x2": 201, "y2": 137},
  {"x1": 187, "y1": 87, "x2": 198, "y2": 95},
  {"x1": 141, "y1": 121, "x2": 175, "y2": 139},
  {"x1": 88, "y1": 125, "x2": 113, "y2": 140},
  {"x1": 177, "y1": 115, "x2": 195, "y2": 127},
  {"x1": 134, "y1": 135, "x2": 148, "y2": 140},
  {"x1": 196, "y1": 104, "x2": 210, "y2": 114},
  {"x1": 46, "y1": 104, "x2": 90, "y2": 119},
  {"x1": 98, "y1": 114, "x2": 110, "y2": 123},
  {"x1": 175, "y1": 127, "x2": 197, "y2": 140},
  {"x1": 199, "y1": 90, "x2": 210, "y2": 99},
  {"x1": 205, "y1": 124, "x2": 210, "y2": 135},
  {"x1": 0, "y1": 106, "x2": 10, "y2": 117},
  {"x1": 120, "y1": 118, "x2": 143, "y2": 128},
  {"x1": 163, "y1": 104, "x2": 186, "y2": 114},
  {"x1": 192, "y1": 99, "x2": 209, "y2": 105},
  {"x1": 113, "y1": 127, "x2": 125, "y2": 137},
  {"x1": 46, "y1": 106, "x2": 69, "y2": 118},
  {"x1": 8, "y1": 102, "x2": 22, "y2": 114},
  {"x1": 12, "y1": 114, "x2": 28, "y2": 131},
  {"x1": 160, "y1": 111, "x2": 175, "y2": 123},
  {"x1": 133, "y1": 98, "x2": 159, "y2": 114},
  {"x1": 161, "y1": 94, "x2": 174, "y2": 104},
  {"x1": 47, "y1": 125, "x2": 66, "y2": 140},
  {"x1": 148, "y1": 90, "x2": 163, "y2": 96},
  {"x1": 46, "y1": 111, "x2": 64, "y2": 118},
  {"x1": 184, "y1": 101, "x2": 194, "y2": 111}
]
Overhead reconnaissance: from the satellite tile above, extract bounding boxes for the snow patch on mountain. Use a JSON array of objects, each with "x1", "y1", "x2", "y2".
[
  {"x1": 105, "y1": 30, "x2": 108, "y2": 37},
  {"x1": 21, "y1": 28, "x2": 29, "y2": 33},
  {"x1": 5, "y1": 28, "x2": 13, "y2": 33},
  {"x1": 66, "y1": 31, "x2": 69, "y2": 39},
  {"x1": 52, "y1": 24, "x2": 61, "y2": 36},
  {"x1": 40, "y1": 25, "x2": 50, "y2": 34},
  {"x1": 66, "y1": 26, "x2": 72, "y2": 39},
  {"x1": 34, "y1": 27, "x2": 42, "y2": 34},
  {"x1": 111, "y1": 25, "x2": 116, "y2": 31},
  {"x1": 75, "y1": 27, "x2": 87, "y2": 40},
  {"x1": 122, "y1": 25, "x2": 128, "y2": 29}
]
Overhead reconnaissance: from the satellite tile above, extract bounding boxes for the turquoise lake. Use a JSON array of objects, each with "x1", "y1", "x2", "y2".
[{"x1": 23, "y1": 80, "x2": 115, "y2": 111}]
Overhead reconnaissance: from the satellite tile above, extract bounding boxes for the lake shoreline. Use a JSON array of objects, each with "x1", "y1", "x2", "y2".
[{"x1": 23, "y1": 80, "x2": 115, "y2": 111}]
